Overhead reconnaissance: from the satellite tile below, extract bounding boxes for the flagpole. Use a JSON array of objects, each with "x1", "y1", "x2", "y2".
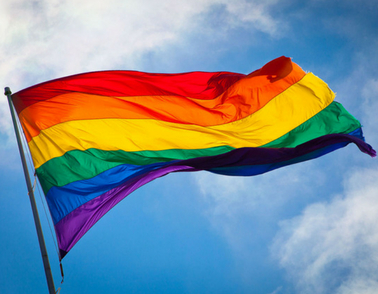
[{"x1": 4, "y1": 87, "x2": 56, "y2": 294}]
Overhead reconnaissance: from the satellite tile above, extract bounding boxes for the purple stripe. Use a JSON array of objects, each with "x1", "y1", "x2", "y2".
[
  {"x1": 56, "y1": 133, "x2": 375, "y2": 258},
  {"x1": 56, "y1": 165, "x2": 196, "y2": 258},
  {"x1": 177, "y1": 133, "x2": 375, "y2": 170}
]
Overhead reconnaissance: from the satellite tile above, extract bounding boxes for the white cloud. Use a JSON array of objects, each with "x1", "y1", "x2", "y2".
[
  {"x1": 220, "y1": 0, "x2": 280, "y2": 35},
  {"x1": 0, "y1": 0, "x2": 280, "y2": 88},
  {"x1": 193, "y1": 161, "x2": 327, "y2": 253},
  {"x1": 272, "y1": 168, "x2": 378, "y2": 294},
  {"x1": 194, "y1": 162, "x2": 325, "y2": 218},
  {"x1": 0, "y1": 0, "x2": 280, "y2": 146}
]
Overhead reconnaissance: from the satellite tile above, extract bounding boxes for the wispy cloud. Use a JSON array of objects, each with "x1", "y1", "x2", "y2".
[
  {"x1": 272, "y1": 168, "x2": 378, "y2": 294},
  {"x1": 0, "y1": 0, "x2": 281, "y2": 146},
  {"x1": 0, "y1": 0, "x2": 280, "y2": 89},
  {"x1": 269, "y1": 286, "x2": 283, "y2": 294},
  {"x1": 194, "y1": 163, "x2": 324, "y2": 218},
  {"x1": 193, "y1": 161, "x2": 327, "y2": 251}
]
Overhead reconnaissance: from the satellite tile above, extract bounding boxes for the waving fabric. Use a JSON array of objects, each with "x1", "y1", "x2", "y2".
[{"x1": 12, "y1": 56, "x2": 375, "y2": 258}]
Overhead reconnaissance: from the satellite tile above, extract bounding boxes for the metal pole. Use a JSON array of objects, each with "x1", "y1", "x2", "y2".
[{"x1": 4, "y1": 87, "x2": 56, "y2": 294}]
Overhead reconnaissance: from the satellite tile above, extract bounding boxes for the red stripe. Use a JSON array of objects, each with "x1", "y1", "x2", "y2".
[{"x1": 12, "y1": 56, "x2": 300, "y2": 114}]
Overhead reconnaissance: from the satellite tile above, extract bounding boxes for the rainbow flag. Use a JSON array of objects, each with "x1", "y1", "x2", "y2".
[{"x1": 12, "y1": 56, "x2": 375, "y2": 258}]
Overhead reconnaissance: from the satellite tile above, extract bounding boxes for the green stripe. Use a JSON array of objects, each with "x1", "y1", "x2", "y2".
[
  {"x1": 37, "y1": 146, "x2": 234, "y2": 194},
  {"x1": 37, "y1": 101, "x2": 360, "y2": 194}
]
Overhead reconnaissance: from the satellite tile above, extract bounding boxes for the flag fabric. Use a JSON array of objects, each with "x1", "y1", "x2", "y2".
[{"x1": 11, "y1": 56, "x2": 375, "y2": 258}]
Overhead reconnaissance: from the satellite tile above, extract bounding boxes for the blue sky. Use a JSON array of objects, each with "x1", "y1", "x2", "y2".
[{"x1": 0, "y1": 0, "x2": 377, "y2": 293}]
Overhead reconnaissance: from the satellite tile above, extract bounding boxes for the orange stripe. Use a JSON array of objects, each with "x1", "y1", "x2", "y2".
[{"x1": 19, "y1": 61, "x2": 305, "y2": 142}]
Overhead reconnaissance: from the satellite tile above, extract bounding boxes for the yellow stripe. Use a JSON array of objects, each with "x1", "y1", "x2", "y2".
[{"x1": 28, "y1": 73, "x2": 334, "y2": 169}]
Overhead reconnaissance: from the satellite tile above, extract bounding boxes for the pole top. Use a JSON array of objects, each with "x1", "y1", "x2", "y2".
[{"x1": 4, "y1": 87, "x2": 12, "y2": 96}]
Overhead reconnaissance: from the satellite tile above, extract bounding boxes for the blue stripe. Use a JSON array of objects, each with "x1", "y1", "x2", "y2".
[{"x1": 46, "y1": 161, "x2": 173, "y2": 224}]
